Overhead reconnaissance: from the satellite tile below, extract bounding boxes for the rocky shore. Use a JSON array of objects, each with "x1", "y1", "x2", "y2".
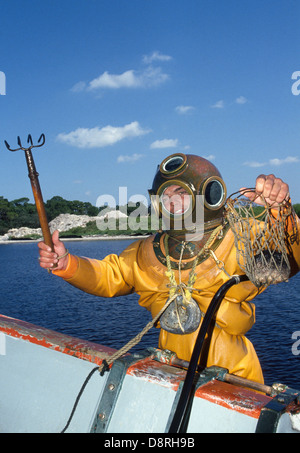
[{"x1": 0, "y1": 212, "x2": 136, "y2": 242}]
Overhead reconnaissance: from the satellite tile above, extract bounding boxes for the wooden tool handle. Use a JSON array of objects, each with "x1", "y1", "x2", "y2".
[
  {"x1": 32, "y1": 183, "x2": 54, "y2": 251},
  {"x1": 24, "y1": 149, "x2": 54, "y2": 248}
]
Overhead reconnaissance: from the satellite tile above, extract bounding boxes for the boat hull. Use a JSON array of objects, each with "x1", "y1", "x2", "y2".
[{"x1": 0, "y1": 314, "x2": 300, "y2": 433}]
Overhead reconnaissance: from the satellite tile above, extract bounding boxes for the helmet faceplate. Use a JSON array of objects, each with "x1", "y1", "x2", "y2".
[{"x1": 149, "y1": 153, "x2": 227, "y2": 235}]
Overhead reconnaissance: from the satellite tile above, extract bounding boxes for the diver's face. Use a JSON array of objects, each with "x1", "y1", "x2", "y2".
[{"x1": 161, "y1": 184, "x2": 191, "y2": 215}]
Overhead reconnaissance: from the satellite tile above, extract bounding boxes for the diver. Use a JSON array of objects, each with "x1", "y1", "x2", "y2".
[{"x1": 38, "y1": 153, "x2": 300, "y2": 384}]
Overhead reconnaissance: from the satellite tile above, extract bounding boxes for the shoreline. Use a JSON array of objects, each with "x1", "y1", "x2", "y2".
[{"x1": 0, "y1": 234, "x2": 150, "y2": 244}]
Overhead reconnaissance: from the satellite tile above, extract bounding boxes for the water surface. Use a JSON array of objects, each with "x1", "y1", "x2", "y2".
[{"x1": 1, "y1": 239, "x2": 300, "y2": 388}]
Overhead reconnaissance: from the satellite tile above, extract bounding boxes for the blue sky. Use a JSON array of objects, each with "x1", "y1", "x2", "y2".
[{"x1": 1, "y1": 0, "x2": 300, "y2": 208}]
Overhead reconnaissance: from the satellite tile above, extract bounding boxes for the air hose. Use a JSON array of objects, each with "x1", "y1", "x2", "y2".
[{"x1": 168, "y1": 274, "x2": 249, "y2": 433}]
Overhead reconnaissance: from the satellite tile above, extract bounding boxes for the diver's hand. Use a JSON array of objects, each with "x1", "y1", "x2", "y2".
[
  {"x1": 240, "y1": 174, "x2": 290, "y2": 207},
  {"x1": 38, "y1": 230, "x2": 69, "y2": 271}
]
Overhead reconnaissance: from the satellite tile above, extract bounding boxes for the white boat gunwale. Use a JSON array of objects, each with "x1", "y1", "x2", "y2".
[{"x1": 1, "y1": 313, "x2": 300, "y2": 433}]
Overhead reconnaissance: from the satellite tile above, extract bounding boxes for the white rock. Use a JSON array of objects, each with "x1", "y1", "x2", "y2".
[
  {"x1": 49, "y1": 213, "x2": 99, "y2": 232},
  {"x1": 98, "y1": 211, "x2": 128, "y2": 220},
  {"x1": 0, "y1": 211, "x2": 130, "y2": 240},
  {"x1": 6, "y1": 227, "x2": 42, "y2": 239}
]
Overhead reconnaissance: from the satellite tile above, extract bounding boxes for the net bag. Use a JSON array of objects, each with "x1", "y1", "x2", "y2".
[{"x1": 225, "y1": 189, "x2": 295, "y2": 288}]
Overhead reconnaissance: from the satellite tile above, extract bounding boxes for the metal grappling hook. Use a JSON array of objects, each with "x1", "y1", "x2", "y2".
[{"x1": 4, "y1": 134, "x2": 56, "y2": 259}]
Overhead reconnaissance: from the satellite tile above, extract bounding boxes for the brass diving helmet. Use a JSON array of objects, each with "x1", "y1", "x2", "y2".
[{"x1": 149, "y1": 153, "x2": 227, "y2": 236}]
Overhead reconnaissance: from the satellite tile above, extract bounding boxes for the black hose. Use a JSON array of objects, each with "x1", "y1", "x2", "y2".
[
  {"x1": 168, "y1": 274, "x2": 249, "y2": 433},
  {"x1": 61, "y1": 366, "x2": 99, "y2": 433}
]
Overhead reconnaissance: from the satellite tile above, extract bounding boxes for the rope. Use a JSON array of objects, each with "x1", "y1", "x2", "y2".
[
  {"x1": 60, "y1": 225, "x2": 225, "y2": 432},
  {"x1": 98, "y1": 224, "x2": 226, "y2": 365},
  {"x1": 60, "y1": 365, "x2": 99, "y2": 433},
  {"x1": 61, "y1": 292, "x2": 180, "y2": 433},
  {"x1": 57, "y1": 249, "x2": 69, "y2": 260},
  {"x1": 164, "y1": 224, "x2": 224, "y2": 300},
  {"x1": 162, "y1": 225, "x2": 224, "y2": 333},
  {"x1": 97, "y1": 291, "x2": 180, "y2": 375}
]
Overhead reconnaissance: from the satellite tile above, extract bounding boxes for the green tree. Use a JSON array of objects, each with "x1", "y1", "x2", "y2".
[
  {"x1": 0, "y1": 197, "x2": 13, "y2": 234},
  {"x1": 293, "y1": 204, "x2": 300, "y2": 218},
  {"x1": 45, "y1": 196, "x2": 72, "y2": 221},
  {"x1": 10, "y1": 198, "x2": 39, "y2": 228}
]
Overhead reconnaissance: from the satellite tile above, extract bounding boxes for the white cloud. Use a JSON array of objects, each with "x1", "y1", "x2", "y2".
[
  {"x1": 142, "y1": 51, "x2": 172, "y2": 64},
  {"x1": 71, "y1": 81, "x2": 87, "y2": 92},
  {"x1": 150, "y1": 138, "x2": 179, "y2": 149},
  {"x1": 175, "y1": 105, "x2": 195, "y2": 114},
  {"x1": 57, "y1": 121, "x2": 150, "y2": 148},
  {"x1": 235, "y1": 96, "x2": 247, "y2": 104},
  {"x1": 87, "y1": 66, "x2": 169, "y2": 90},
  {"x1": 243, "y1": 161, "x2": 267, "y2": 168},
  {"x1": 140, "y1": 66, "x2": 170, "y2": 87},
  {"x1": 88, "y1": 70, "x2": 139, "y2": 89},
  {"x1": 72, "y1": 51, "x2": 171, "y2": 92},
  {"x1": 209, "y1": 96, "x2": 247, "y2": 109},
  {"x1": 269, "y1": 156, "x2": 299, "y2": 166},
  {"x1": 117, "y1": 153, "x2": 144, "y2": 163},
  {"x1": 243, "y1": 156, "x2": 299, "y2": 168},
  {"x1": 211, "y1": 100, "x2": 225, "y2": 109},
  {"x1": 204, "y1": 154, "x2": 216, "y2": 162}
]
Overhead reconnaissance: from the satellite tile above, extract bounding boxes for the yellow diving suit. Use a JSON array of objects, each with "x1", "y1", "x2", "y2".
[{"x1": 53, "y1": 220, "x2": 300, "y2": 385}]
